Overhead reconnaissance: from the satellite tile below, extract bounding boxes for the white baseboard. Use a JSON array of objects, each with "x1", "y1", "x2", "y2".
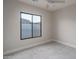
[
  {"x1": 53, "y1": 39, "x2": 76, "y2": 48},
  {"x1": 4, "y1": 39, "x2": 52, "y2": 55}
]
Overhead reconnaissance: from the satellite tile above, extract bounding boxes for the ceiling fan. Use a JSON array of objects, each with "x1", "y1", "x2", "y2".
[
  {"x1": 32, "y1": 0, "x2": 65, "y2": 3},
  {"x1": 32, "y1": 0, "x2": 65, "y2": 8},
  {"x1": 46, "y1": 0, "x2": 65, "y2": 8},
  {"x1": 46, "y1": 0, "x2": 65, "y2": 3}
]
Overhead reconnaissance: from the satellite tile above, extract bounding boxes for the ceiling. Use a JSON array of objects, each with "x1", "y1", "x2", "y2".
[{"x1": 18, "y1": 0, "x2": 76, "y2": 12}]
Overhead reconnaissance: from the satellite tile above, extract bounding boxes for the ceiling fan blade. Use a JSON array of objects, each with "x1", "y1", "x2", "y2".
[{"x1": 46, "y1": 0, "x2": 65, "y2": 3}]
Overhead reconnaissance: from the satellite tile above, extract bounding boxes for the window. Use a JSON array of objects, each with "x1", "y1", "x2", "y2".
[{"x1": 20, "y1": 12, "x2": 42, "y2": 40}]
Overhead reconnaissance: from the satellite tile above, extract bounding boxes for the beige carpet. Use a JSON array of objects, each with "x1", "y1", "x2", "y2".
[{"x1": 4, "y1": 42, "x2": 76, "y2": 59}]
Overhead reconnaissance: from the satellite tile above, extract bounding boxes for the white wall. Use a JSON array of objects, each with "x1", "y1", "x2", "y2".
[
  {"x1": 52, "y1": 4, "x2": 76, "y2": 48},
  {"x1": 3, "y1": 0, "x2": 53, "y2": 54}
]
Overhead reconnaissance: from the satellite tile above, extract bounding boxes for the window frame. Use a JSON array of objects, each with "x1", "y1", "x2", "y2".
[{"x1": 20, "y1": 12, "x2": 42, "y2": 40}]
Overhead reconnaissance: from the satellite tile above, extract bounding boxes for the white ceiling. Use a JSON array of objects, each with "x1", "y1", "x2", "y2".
[{"x1": 18, "y1": 0, "x2": 76, "y2": 12}]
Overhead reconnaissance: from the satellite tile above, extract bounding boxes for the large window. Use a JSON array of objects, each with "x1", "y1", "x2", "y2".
[{"x1": 20, "y1": 12, "x2": 42, "y2": 40}]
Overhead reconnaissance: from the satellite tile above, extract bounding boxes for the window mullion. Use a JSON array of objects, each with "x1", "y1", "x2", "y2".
[{"x1": 32, "y1": 15, "x2": 33, "y2": 38}]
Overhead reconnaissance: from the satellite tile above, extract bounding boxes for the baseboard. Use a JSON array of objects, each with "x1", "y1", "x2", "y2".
[
  {"x1": 4, "y1": 39, "x2": 52, "y2": 55},
  {"x1": 53, "y1": 39, "x2": 76, "y2": 48}
]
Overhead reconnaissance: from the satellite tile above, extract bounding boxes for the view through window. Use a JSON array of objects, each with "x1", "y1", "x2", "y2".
[{"x1": 20, "y1": 12, "x2": 42, "y2": 39}]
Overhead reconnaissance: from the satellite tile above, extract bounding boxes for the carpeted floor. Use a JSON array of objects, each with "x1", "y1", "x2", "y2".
[{"x1": 4, "y1": 42, "x2": 76, "y2": 59}]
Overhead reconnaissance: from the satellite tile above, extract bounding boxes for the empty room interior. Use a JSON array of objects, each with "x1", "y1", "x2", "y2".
[{"x1": 3, "y1": 0, "x2": 76, "y2": 59}]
